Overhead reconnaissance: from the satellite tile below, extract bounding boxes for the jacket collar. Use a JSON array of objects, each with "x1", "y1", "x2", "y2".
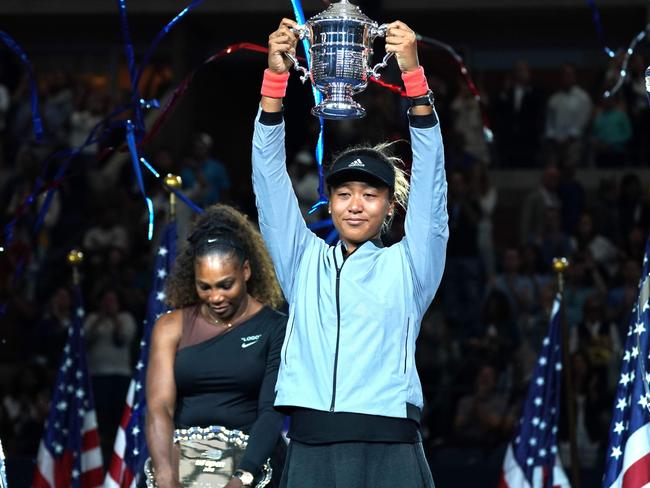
[{"x1": 334, "y1": 238, "x2": 384, "y2": 263}]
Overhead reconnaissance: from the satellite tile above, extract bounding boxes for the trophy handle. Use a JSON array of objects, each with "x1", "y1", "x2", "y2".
[
  {"x1": 370, "y1": 23, "x2": 389, "y2": 39},
  {"x1": 369, "y1": 52, "x2": 394, "y2": 80},
  {"x1": 285, "y1": 25, "x2": 311, "y2": 84},
  {"x1": 368, "y1": 23, "x2": 394, "y2": 80},
  {"x1": 284, "y1": 52, "x2": 310, "y2": 84}
]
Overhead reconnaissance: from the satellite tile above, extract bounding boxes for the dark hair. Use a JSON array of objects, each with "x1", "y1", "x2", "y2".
[{"x1": 165, "y1": 204, "x2": 283, "y2": 309}]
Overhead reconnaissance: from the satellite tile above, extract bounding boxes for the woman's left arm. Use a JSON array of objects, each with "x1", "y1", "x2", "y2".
[
  {"x1": 236, "y1": 315, "x2": 287, "y2": 479},
  {"x1": 387, "y1": 21, "x2": 449, "y2": 315}
]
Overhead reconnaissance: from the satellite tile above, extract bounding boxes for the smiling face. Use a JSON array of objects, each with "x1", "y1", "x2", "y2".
[
  {"x1": 194, "y1": 252, "x2": 250, "y2": 322},
  {"x1": 328, "y1": 181, "x2": 393, "y2": 252}
]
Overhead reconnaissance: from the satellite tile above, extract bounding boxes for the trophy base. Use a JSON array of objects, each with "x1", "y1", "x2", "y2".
[{"x1": 312, "y1": 101, "x2": 366, "y2": 120}]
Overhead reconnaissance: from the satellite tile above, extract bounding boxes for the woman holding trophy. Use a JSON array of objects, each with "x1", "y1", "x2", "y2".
[{"x1": 252, "y1": 10, "x2": 448, "y2": 488}]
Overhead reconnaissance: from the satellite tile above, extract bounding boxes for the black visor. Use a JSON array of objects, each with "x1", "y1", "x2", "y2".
[{"x1": 325, "y1": 152, "x2": 395, "y2": 192}]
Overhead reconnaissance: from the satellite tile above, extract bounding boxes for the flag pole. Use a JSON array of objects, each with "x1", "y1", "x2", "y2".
[
  {"x1": 164, "y1": 173, "x2": 182, "y2": 223},
  {"x1": 553, "y1": 256, "x2": 580, "y2": 488},
  {"x1": 67, "y1": 249, "x2": 84, "y2": 285}
]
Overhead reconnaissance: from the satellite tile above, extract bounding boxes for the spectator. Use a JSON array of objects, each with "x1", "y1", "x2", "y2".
[
  {"x1": 559, "y1": 351, "x2": 612, "y2": 470},
  {"x1": 607, "y1": 258, "x2": 641, "y2": 330},
  {"x1": 571, "y1": 212, "x2": 619, "y2": 279},
  {"x1": 453, "y1": 363, "x2": 516, "y2": 448},
  {"x1": 2, "y1": 364, "x2": 50, "y2": 457},
  {"x1": 535, "y1": 207, "x2": 572, "y2": 268},
  {"x1": 557, "y1": 163, "x2": 585, "y2": 236},
  {"x1": 520, "y1": 242, "x2": 553, "y2": 295},
  {"x1": 467, "y1": 290, "x2": 519, "y2": 371},
  {"x1": 570, "y1": 294, "x2": 622, "y2": 388},
  {"x1": 618, "y1": 173, "x2": 650, "y2": 240},
  {"x1": 519, "y1": 164, "x2": 561, "y2": 245},
  {"x1": 515, "y1": 281, "x2": 556, "y2": 386},
  {"x1": 493, "y1": 60, "x2": 545, "y2": 166},
  {"x1": 470, "y1": 163, "x2": 498, "y2": 280},
  {"x1": 180, "y1": 132, "x2": 231, "y2": 206},
  {"x1": 592, "y1": 94, "x2": 632, "y2": 167},
  {"x1": 492, "y1": 247, "x2": 536, "y2": 319},
  {"x1": 623, "y1": 53, "x2": 650, "y2": 165},
  {"x1": 563, "y1": 252, "x2": 607, "y2": 330},
  {"x1": 544, "y1": 64, "x2": 593, "y2": 167},
  {"x1": 82, "y1": 207, "x2": 129, "y2": 271},
  {"x1": 30, "y1": 286, "x2": 73, "y2": 367},
  {"x1": 450, "y1": 78, "x2": 490, "y2": 164},
  {"x1": 84, "y1": 287, "x2": 137, "y2": 463},
  {"x1": 42, "y1": 71, "x2": 74, "y2": 146},
  {"x1": 442, "y1": 171, "x2": 483, "y2": 335},
  {"x1": 591, "y1": 177, "x2": 620, "y2": 244}
]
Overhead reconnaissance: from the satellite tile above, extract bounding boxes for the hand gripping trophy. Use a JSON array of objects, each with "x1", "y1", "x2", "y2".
[{"x1": 286, "y1": 0, "x2": 393, "y2": 119}]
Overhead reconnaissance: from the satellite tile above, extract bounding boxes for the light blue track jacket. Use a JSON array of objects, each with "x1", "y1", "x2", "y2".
[{"x1": 251, "y1": 108, "x2": 448, "y2": 420}]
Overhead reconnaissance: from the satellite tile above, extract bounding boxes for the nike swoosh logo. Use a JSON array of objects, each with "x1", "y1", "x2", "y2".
[{"x1": 241, "y1": 341, "x2": 260, "y2": 349}]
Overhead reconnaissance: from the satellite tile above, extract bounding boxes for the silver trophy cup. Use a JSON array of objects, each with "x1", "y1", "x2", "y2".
[{"x1": 287, "y1": 0, "x2": 393, "y2": 119}]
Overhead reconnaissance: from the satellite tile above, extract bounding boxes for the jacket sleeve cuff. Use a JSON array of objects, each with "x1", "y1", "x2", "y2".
[
  {"x1": 408, "y1": 111, "x2": 438, "y2": 129},
  {"x1": 259, "y1": 110, "x2": 284, "y2": 126},
  {"x1": 238, "y1": 457, "x2": 259, "y2": 476}
]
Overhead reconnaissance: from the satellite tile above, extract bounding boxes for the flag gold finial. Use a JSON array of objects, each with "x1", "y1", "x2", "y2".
[
  {"x1": 67, "y1": 249, "x2": 84, "y2": 266},
  {"x1": 67, "y1": 249, "x2": 84, "y2": 284},
  {"x1": 552, "y1": 257, "x2": 569, "y2": 294},
  {"x1": 164, "y1": 174, "x2": 182, "y2": 221}
]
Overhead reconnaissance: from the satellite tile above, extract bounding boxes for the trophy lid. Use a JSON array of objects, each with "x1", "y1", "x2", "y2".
[{"x1": 309, "y1": 0, "x2": 376, "y2": 25}]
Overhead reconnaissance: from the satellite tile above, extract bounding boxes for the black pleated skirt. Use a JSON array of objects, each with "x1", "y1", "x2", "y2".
[{"x1": 278, "y1": 441, "x2": 436, "y2": 488}]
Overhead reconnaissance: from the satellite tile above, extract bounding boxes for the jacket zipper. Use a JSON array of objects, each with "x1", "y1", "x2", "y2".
[
  {"x1": 330, "y1": 246, "x2": 354, "y2": 412},
  {"x1": 283, "y1": 314, "x2": 295, "y2": 364},
  {"x1": 404, "y1": 318, "x2": 410, "y2": 374}
]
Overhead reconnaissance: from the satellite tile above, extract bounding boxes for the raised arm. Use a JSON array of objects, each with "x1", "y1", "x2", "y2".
[
  {"x1": 145, "y1": 311, "x2": 182, "y2": 488},
  {"x1": 252, "y1": 18, "x2": 319, "y2": 301},
  {"x1": 388, "y1": 22, "x2": 448, "y2": 315}
]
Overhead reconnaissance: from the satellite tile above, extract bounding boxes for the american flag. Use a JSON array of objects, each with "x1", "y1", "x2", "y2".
[
  {"x1": 104, "y1": 222, "x2": 176, "y2": 488},
  {"x1": 0, "y1": 437, "x2": 7, "y2": 488},
  {"x1": 603, "y1": 238, "x2": 650, "y2": 488},
  {"x1": 499, "y1": 293, "x2": 570, "y2": 488},
  {"x1": 33, "y1": 286, "x2": 104, "y2": 488}
]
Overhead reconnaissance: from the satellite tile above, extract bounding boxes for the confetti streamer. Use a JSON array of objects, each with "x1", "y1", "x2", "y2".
[
  {"x1": 289, "y1": 0, "x2": 328, "y2": 208},
  {"x1": 416, "y1": 33, "x2": 493, "y2": 142},
  {"x1": 125, "y1": 120, "x2": 154, "y2": 240},
  {"x1": 604, "y1": 24, "x2": 649, "y2": 98},
  {"x1": 586, "y1": 0, "x2": 617, "y2": 58}
]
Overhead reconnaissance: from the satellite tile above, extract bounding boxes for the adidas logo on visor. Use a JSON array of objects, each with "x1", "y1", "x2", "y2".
[{"x1": 348, "y1": 158, "x2": 365, "y2": 168}]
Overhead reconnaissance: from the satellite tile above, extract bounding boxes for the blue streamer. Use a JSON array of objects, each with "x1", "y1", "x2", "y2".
[
  {"x1": 325, "y1": 227, "x2": 339, "y2": 244},
  {"x1": 117, "y1": 0, "x2": 145, "y2": 136},
  {"x1": 31, "y1": 116, "x2": 129, "y2": 237},
  {"x1": 6, "y1": 0, "x2": 199, "y2": 246},
  {"x1": 0, "y1": 31, "x2": 43, "y2": 140},
  {"x1": 289, "y1": 0, "x2": 327, "y2": 204},
  {"x1": 307, "y1": 218, "x2": 333, "y2": 231},
  {"x1": 133, "y1": 0, "x2": 205, "y2": 88},
  {"x1": 126, "y1": 121, "x2": 154, "y2": 240},
  {"x1": 140, "y1": 157, "x2": 204, "y2": 215},
  {"x1": 586, "y1": 0, "x2": 616, "y2": 58},
  {"x1": 604, "y1": 25, "x2": 649, "y2": 98}
]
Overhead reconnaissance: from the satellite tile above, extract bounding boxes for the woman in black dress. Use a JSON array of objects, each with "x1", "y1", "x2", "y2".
[{"x1": 146, "y1": 204, "x2": 286, "y2": 488}]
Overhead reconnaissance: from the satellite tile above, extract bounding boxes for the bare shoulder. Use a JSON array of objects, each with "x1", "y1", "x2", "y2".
[{"x1": 152, "y1": 309, "x2": 183, "y2": 342}]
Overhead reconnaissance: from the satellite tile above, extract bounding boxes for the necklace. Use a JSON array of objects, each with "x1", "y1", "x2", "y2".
[{"x1": 202, "y1": 297, "x2": 250, "y2": 329}]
